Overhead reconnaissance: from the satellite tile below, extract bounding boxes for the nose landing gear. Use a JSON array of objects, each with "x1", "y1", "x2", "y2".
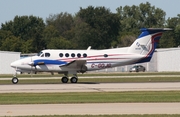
[
  {"x1": 11, "y1": 67, "x2": 19, "y2": 84},
  {"x1": 12, "y1": 70, "x2": 18, "y2": 84},
  {"x1": 12, "y1": 77, "x2": 19, "y2": 84}
]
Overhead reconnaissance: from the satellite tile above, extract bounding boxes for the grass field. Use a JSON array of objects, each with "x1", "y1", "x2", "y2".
[{"x1": 0, "y1": 91, "x2": 180, "y2": 104}]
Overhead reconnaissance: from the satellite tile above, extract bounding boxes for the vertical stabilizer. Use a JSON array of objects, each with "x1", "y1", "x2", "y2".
[{"x1": 128, "y1": 28, "x2": 172, "y2": 62}]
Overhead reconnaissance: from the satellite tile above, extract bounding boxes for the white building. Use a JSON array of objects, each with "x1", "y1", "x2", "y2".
[
  {"x1": 0, "y1": 51, "x2": 20, "y2": 74},
  {"x1": 153, "y1": 48, "x2": 180, "y2": 72}
]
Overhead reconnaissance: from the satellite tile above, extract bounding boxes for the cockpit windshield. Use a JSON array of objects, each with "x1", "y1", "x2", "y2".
[{"x1": 37, "y1": 51, "x2": 44, "y2": 57}]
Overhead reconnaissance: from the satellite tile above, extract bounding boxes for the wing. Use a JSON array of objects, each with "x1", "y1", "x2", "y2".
[
  {"x1": 60, "y1": 60, "x2": 87, "y2": 73},
  {"x1": 60, "y1": 60, "x2": 86, "y2": 68}
]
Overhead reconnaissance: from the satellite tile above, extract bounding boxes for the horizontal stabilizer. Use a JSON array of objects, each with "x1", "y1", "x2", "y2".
[{"x1": 143, "y1": 28, "x2": 172, "y2": 31}]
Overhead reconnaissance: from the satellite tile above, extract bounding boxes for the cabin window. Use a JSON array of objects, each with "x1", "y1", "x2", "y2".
[
  {"x1": 83, "y1": 53, "x2": 87, "y2": 58},
  {"x1": 104, "y1": 54, "x2": 108, "y2": 58},
  {"x1": 65, "y1": 53, "x2": 69, "y2": 57},
  {"x1": 77, "y1": 53, "x2": 81, "y2": 58},
  {"x1": 45, "y1": 53, "x2": 50, "y2": 57},
  {"x1": 59, "y1": 53, "x2": 63, "y2": 57},
  {"x1": 71, "y1": 53, "x2": 75, "y2": 58}
]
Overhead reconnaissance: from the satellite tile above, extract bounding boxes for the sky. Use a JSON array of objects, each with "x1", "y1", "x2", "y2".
[{"x1": 0, "y1": 0, "x2": 180, "y2": 25}]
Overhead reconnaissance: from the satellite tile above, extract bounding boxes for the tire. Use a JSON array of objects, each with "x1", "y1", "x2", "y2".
[
  {"x1": 61, "y1": 77, "x2": 68, "y2": 83},
  {"x1": 12, "y1": 77, "x2": 18, "y2": 84},
  {"x1": 70, "y1": 77, "x2": 78, "y2": 83}
]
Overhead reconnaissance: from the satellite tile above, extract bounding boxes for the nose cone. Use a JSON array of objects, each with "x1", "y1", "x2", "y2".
[
  {"x1": 10, "y1": 60, "x2": 19, "y2": 68},
  {"x1": 11, "y1": 57, "x2": 33, "y2": 69}
]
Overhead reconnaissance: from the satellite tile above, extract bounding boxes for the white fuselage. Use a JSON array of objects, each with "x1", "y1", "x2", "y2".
[{"x1": 11, "y1": 47, "x2": 145, "y2": 74}]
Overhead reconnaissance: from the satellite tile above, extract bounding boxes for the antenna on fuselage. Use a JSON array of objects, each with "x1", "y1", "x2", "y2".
[{"x1": 87, "y1": 46, "x2": 91, "y2": 50}]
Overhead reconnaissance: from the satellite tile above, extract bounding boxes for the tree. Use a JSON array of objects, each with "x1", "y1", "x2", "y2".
[
  {"x1": 116, "y1": 2, "x2": 166, "y2": 47},
  {"x1": 47, "y1": 37, "x2": 72, "y2": 49},
  {"x1": 42, "y1": 25, "x2": 59, "y2": 49},
  {"x1": 118, "y1": 35, "x2": 136, "y2": 47},
  {"x1": 0, "y1": 36, "x2": 22, "y2": 52},
  {"x1": 46, "y1": 12, "x2": 74, "y2": 40},
  {"x1": 1, "y1": 15, "x2": 45, "y2": 52},
  {"x1": 72, "y1": 18, "x2": 96, "y2": 49},
  {"x1": 76, "y1": 6, "x2": 120, "y2": 49},
  {"x1": 0, "y1": 30, "x2": 13, "y2": 48},
  {"x1": 159, "y1": 14, "x2": 180, "y2": 48}
]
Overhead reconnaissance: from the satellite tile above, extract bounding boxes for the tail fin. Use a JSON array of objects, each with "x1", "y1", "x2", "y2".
[{"x1": 128, "y1": 28, "x2": 172, "y2": 62}]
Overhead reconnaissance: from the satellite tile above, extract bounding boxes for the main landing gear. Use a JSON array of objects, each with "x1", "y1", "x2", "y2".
[{"x1": 61, "y1": 75, "x2": 78, "y2": 83}]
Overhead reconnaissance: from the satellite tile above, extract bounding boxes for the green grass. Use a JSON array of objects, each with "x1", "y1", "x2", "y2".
[{"x1": 0, "y1": 91, "x2": 180, "y2": 104}]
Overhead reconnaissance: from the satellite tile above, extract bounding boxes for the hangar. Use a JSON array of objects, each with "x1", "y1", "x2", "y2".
[
  {"x1": 0, "y1": 51, "x2": 20, "y2": 74},
  {"x1": 150, "y1": 48, "x2": 180, "y2": 72}
]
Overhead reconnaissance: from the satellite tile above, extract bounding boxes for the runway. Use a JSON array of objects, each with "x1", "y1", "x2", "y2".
[
  {"x1": 1, "y1": 82, "x2": 180, "y2": 116},
  {"x1": 1, "y1": 103, "x2": 180, "y2": 116},
  {"x1": 1, "y1": 82, "x2": 180, "y2": 93}
]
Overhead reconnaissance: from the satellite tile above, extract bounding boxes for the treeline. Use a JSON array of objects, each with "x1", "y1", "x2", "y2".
[{"x1": 0, "y1": 2, "x2": 180, "y2": 53}]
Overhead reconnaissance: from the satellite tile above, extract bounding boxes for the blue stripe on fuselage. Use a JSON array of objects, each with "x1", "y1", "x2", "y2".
[{"x1": 34, "y1": 59, "x2": 67, "y2": 65}]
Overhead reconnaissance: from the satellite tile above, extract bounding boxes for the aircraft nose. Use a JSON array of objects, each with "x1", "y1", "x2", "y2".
[{"x1": 10, "y1": 61, "x2": 19, "y2": 68}]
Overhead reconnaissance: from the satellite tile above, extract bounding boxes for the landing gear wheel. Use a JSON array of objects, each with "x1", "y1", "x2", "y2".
[
  {"x1": 70, "y1": 77, "x2": 78, "y2": 83},
  {"x1": 61, "y1": 77, "x2": 68, "y2": 83},
  {"x1": 12, "y1": 77, "x2": 18, "y2": 84}
]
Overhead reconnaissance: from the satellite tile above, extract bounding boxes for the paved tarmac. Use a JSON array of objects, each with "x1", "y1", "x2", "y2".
[
  {"x1": 1, "y1": 82, "x2": 180, "y2": 93},
  {"x1": 1, "y1": 103, "x2": 180, "y2": 116}
]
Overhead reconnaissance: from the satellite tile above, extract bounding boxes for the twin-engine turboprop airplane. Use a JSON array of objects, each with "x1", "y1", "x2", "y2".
[{"x1": 10, "y1": 28, "x2": 172, "y2": 84}]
